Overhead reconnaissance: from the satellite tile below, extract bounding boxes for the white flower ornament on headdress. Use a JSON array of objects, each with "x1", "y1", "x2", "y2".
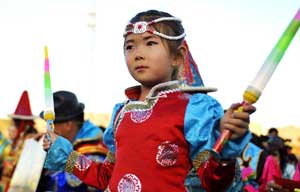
[{"x1": 123, "y1": 17, "x2": 186, "y2": 40}]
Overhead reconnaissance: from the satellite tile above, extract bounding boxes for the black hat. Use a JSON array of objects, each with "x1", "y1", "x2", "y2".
[{"x1": 40, "y1": 91, "x2": 84, "y2": 123}]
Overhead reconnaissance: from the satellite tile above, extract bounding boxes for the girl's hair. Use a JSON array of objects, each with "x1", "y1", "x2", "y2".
[{"x1": 127, "y1": 10, "x2": 186, "y2": 80}]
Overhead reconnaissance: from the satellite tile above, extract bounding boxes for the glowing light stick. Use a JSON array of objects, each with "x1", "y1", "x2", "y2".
[
  {"x1": 44, "y1": 46, "x2": 55, "y2": 135},
  {"x1": 213, "y1": 8, "x2": 300, "y2": 153}
]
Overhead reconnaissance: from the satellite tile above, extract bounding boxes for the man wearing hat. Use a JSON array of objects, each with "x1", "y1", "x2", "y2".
[
  {"x1": 0, "y1": 90, "x2": 39, "y2": 192},
  {"x1": 37, "y1": 90, "x2": 108, "y2": 192}
]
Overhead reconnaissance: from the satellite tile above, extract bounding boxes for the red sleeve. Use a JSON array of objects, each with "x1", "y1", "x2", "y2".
[
  {"x1": 193, "y1": 151, "x2": 236, "y2": 192},
  {"x1": 65, "y1": 150, "x2": 114, "y2": 190}
]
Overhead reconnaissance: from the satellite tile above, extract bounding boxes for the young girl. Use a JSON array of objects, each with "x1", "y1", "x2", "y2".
[{"x1": 43, "y1": 10, "x2": 255, "y2": 192}]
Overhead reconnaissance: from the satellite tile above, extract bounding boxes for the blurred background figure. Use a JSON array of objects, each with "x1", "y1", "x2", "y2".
[
  {"x1": 259, "y1": 127, "x2": 300, "y2": 191},
  {"x1": 268, "y1": 127, "x2": 279, "y2": 137},
  {"x1": 283, "y1": 153, "x2": 298, "y2": 179},
  {"x1": 37, "y1": 90, "x2": 108, "y2": 192},
  {"x1": 0, "y1": 90, "x2": 39, "y2": 192},
  {"x1": 293, "y1": 161, "x2": 300, "y2": 181}
]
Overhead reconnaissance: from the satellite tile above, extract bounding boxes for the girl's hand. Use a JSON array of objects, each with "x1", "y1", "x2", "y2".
[
  {"x1": 220, "y1": 103, "x2": 256, "y2": 140},
  {"x1": 42, "y1": 130, "x2": 58, "y2": 151}
]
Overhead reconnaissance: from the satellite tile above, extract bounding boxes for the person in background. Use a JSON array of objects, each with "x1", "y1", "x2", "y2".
[
  {"x1": 265, "y1": 140, "x2": 300, "y2": 192},
  {"x1": 283, "y1": 153, "x2": 298, "y2": 179},
  {"x1": 0, "y1": 90, "x2": 39, "y2": 192},
  {"x1": 268, "y1": 127, "x2": 279, "y2": 137},
  {"x1": 293, "y1": 162, "x2": 300, "y2": 181},
  {"x1": 266, "y1": 162, "x2": 300, "y2": 192},
  {"x1": 37, "y1": 91, "x2": 108, "y2": 192},
  {"x1": 259, "y1": 134, "x2": 287, "y2": 192}
]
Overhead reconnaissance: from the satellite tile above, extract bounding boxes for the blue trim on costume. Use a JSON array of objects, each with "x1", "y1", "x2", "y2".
[{"x1": 103, "y1": 103, "x2": 124, "y2": 153}]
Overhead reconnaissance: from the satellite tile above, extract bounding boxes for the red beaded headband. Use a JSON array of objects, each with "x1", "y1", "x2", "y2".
[{"x1": 123, "y1": 17, "x2": 186, "y2": 40}]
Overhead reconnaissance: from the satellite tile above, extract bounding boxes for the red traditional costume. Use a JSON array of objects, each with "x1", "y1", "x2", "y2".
[{"x1": 45, "y1": 81, "x2": 251, "y2": 192}]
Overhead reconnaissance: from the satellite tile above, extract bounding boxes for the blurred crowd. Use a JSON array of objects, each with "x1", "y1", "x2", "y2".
[{"x1": 238, "y1": 128, "x2": 300, "y2": 191}]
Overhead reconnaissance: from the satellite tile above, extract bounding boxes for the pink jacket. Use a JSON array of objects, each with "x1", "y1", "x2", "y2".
[
  {"x1": 259, "y1": 155, "x2": 282, "y2": 192},
  {"x1": 293, "y1": 163, "x2": 300, "y2": 181}
]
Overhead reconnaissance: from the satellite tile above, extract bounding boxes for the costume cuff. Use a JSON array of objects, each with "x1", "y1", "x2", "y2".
[
  {"x1": 65, "y1": 151, "x2": 81, "y2": 173},
  {"x1": 192, "y1": 150, "x2": 211, "y2": 170}
]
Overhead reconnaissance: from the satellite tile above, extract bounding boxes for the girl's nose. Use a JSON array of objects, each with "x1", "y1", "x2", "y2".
[
  {"x1": 135, "y1": 55, "x2": 144, "y2": 61},
  {"x1": 134, "y1": 46, "x2": 144, "y2": 61}
]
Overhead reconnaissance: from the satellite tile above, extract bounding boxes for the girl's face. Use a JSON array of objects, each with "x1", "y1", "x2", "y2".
[{"x1": 124, "y1": 32, "x2": 178, "y2": 87}]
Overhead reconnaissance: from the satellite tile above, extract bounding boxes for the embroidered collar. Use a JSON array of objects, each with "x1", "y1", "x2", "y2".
[
  {"x1": 125, "y1": 81, "x2": 180, "y2": 100},
  {"x1": 113, "y1": 81, "x2": 181, "y2": 130}
]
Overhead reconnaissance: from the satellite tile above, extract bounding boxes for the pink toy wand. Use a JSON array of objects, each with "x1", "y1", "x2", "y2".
[
  {"x1": 198, "y1": 8, "x2": 300, "y2": 192},
  {"x1": 43, "y1": 46, "x2": 55, "y2": 140}
]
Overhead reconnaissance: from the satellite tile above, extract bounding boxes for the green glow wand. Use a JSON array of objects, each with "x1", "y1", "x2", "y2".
[{"x1": 43, "y1": 46, "x2": 55, "y2": 139}]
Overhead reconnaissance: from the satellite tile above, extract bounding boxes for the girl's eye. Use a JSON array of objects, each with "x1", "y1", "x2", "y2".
[
  {"x1": 125, "y1": 45, "x2": 133, "y2": 50},
  {"x1": 146, "y1": 41, "x2": 158, "y2": 46}
]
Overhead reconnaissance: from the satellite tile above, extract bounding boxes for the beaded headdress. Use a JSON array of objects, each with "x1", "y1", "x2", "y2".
[{"x1": 123, "y1": 17, "x2": 186, "y2": 40}]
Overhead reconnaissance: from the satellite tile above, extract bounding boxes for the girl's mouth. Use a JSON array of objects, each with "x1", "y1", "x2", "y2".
[{"x1": 135, "y1": 65, "x2": 147, "y2": 71}]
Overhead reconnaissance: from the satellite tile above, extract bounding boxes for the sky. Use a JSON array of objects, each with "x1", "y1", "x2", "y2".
[{"x1": 0, "y1": 0, "x2": 299, "y2": 130}]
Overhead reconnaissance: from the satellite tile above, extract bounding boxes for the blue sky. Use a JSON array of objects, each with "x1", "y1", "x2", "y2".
[{"x1": 0, "y1": 0, "x2": 299, "y2": 130}]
